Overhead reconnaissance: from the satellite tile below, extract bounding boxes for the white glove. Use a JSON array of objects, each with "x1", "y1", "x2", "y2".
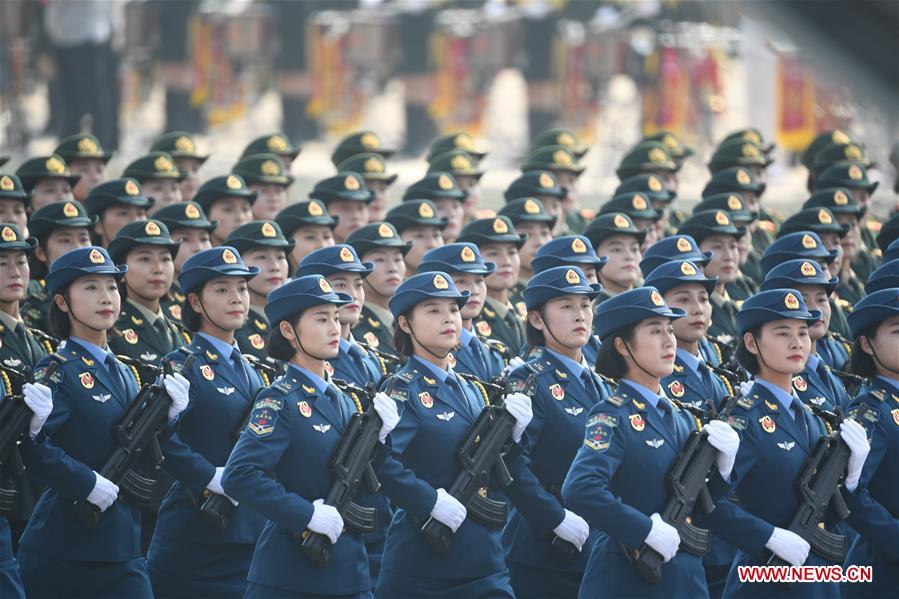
[
  {"x1": 553, "y1": 509, "x2": 590, "y2": 552},
  {"x1": 86, "y1": 471, "x2": 119, "y2": 512},
  {"x1": 503, "y1": 356, "x2": 526, "y2": 375},
  {"x1": 503, "y1": 392, "x2": 533, "y2": 443},
  {"x1": 840, "y1": 420, "x2": 870, "y2": 493},
  {"x1": 163, "y1": 372, "x2": 190, "y2": 420},
  {"x1": 308, "y1": 499, "x2": 344, "y2": 544},
  {"x1": 766, "y1": 527, "x2": 810, "y2": 567},
  {"x1": 373, "y1": 392, "x2": 400, "y2": 443},
  {"x1": 430, "y1": 488, "x2": 467, "y2": 533},
  {"x1": 645, "y1": 513, "x2": 680, "y2": 563},
  {"x1": 23, "y1": 382, "x2": 53, "y2": 436},
  {"x1": 705, "y1": 420, "x2": 740, "y2": 479},
  {"x1": 206, "y1": 466, "x2": 238, "y2": 506},
  {"x1": 739, "y1": 378, "x2": 754, "y2": 397}
]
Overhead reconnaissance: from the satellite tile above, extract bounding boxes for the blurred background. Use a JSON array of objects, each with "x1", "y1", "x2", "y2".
[{"x1": 1, "y1": 0, "x2": 897, "y2": 215}]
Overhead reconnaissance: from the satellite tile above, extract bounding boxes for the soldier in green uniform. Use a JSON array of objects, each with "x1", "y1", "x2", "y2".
[
  {"x1": 877, "y1": 212, "x2": 899, "y2": 257},
  {"x1": 226, "y1": 220, "x2": 294, "y2": 362},
  {"x1": 456, "y1": 215, "x2": 528, "y2": 354},
  {"x1": 810, "y1": 141, "x2": 874, "y2": 179},
  {"x1": 193, "y1": 174, "x2": 257, "y2": 246},
  {"x1": 719, "y1": 128, "x2": 775, "y2": 156},
  {"x1": 336, "y1": 153, "x2": 398, "y2": 223},
  {"x1": 529, "y1": 127, "x2": 590, "y2": 160},
  {"x1": 84, "y1": 178, "x2": 154, "y2": 247},
  {"x1": 598, "y1": 191, "x2": 662, "y2": 251},
  {"x1": 522, "y1": 145, "x2": 589, "y2": 235},
  {"x1": 800, "y1": 128, "x2": 857, "y2": 191},
  {"x1": 498, "y1": 197, "x2": 557, "y2": 314},
  {"x1": 385, "y1": 199, "x2": 447, "y2": 277},
  {"x1": 504, "y1": 170, "x2": 567, "y2": 236},
  {"x1": 345, "y1": 221, "x2": 411, "y2": 354},
  {"x1": 815, "y1": 163, "x2": 882, "y2": 281},
  {"x1": 707, "y1": 139, "x2": 772, "y2": 182},
  {"x1": 241, "y1": 133, "x2": 302, "y2": 173},
  {"x1": 583, "y1": 212, "x2": 646, "y2": 306},
  {"x1": 150, "y1": 131, "x2": 210, "y2": 201},
  {"x1": 614, "y1": 173, "x2": 679, "y2": 236},
  {"x1": 692, "y1": 193, "x2": 761, "y2": 299},
  {"x1": 331, "y1": 131, "x2": 395, "y2": 170},
  {"x1": 15, "y1": 154, "x2": 79, "y2": 212},
  {"x1": 0, "y1": 174, "x2": 30, "y2": 237},
  {"x1": 678, "y1": 210, "x2": 746, "y2": 342},
  {"x1": 426, "y1": 132, "x2": 488, "y2": 165},
  {"x1": 702, "y1": 166, "x2": 774, "y2": 254},
  {"x1": 53, "y1": 133, "x2": 112, "y2": 202},
  {"x1": 154, "y1": 201, "x2": 217, "y2": 323},
  {"x1": 402, "y1": 172, "x2": 468, "y2": 243},
  {"x1": 122, "y1": 151, "x2": 185, "y2": 215},
  {"x1": 274, "y1": 199, "x2": 338, "y2": 273},
  {"x1": 615, "y1": 141, "x2": 679, "y2": 193},
  {"x1": 427, "y1": 150, "x2": 484, "y2": 224},
  {"x1": 231, "y1": 153, "x2": 294, "y2": 221},
  {"x1": 642, "y1": 130, "x2": 694, "y2": 170},
  {"x1": 21, "y1": 201, "x2": 95, "y2": 328},
  {"x1": 309, "y1": 172, "x2": 374, "y2": 244},
  {"x1": 106, "y1": 219, "x2": 187, "y2": 362}
]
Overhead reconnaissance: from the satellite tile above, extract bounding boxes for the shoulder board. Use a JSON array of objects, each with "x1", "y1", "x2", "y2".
[
  {"x1": 605, "y1": 394, "x2": 626, "y2": 407},
  {"x1": 481, "y1": 306, "x2": 496, "y2": 318},
  {"x1": 176, "y1": 345, "x2": 200, "y2": 358},
  {"x1": 395, "y1": 369, "x2": 415, "y2": 383},
  {"x1": 869, "y1": 388, "x2": 887, "y2": 402},
  {"x1": 737, "y1": 394, "x2": 759, "y2": 410},
  {"x1": 271, "y1": 378, "x2": 294, "y2": 394}
]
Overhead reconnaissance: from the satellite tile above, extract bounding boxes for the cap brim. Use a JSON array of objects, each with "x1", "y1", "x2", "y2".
[{"x1": 0, "y1": 237, "x2": 38, "y2": 252}]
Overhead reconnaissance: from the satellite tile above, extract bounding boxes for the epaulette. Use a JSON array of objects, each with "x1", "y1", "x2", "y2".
[
  {"x1": 737, "y1": 393, "x2": 759, "y2": 410},
  {"x1": 271, "y1": 377, "x2": 294, "y2": 395},
  {"x1": 758, "y1": 220, "x2": 777, "y2": 233},
  {"x1": 482, "y1": 306, "x2": 496, "y2": 319},
  {"x1": 605, "y1": 394, "x2": 626, "y2": 407},
  {"x1": 866, "y1": 220, "x2": 882, "y2": 232},
  {"x1": 395, "y1": 369, "x2": 416, "y2": 383},
  {"x1": 870, "y1": 388, "x2": 887, "y2": 402}
]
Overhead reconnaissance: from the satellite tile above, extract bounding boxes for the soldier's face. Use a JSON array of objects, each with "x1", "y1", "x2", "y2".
[
  {"x1": 481, "y1": 243, "x2": 520, "y2": 292},
  {"x1": 456, "y1": 175, "x2": 481, "y2": 223},
  {"x1": 31, "y1": 179, "x2": 74, "y2": 211},
  {"x1": 700, "y1": 235, "x2": 739, "y2": 284},
  {"x1": 329, "y1": 273, "x2": 365, "y2": 329},
  {"x1": 815, "y1": 233, "x2": 843, "y2": 276},
  {"x1": 250, "y1": 184, "x2": 289, "y2": 221},
  {"x1": 243, "y1": 247, "x2": 289, "y2": 302},
  {"x1": 434, "y1": 199, "x2": 464, "y2": 242},
  {"x1": 795, "y1": 284, "x2": 830, "y2": 342},
  {"x1": 741, "y1": 192, "x2": 760, "y2": 215},
  {"x1": 123, "y1": 245, "x2": 175, "y2": 302},
  {"x1": 69, "y1": 159, "x2": 106, "y2": 201},
  {"x1": 861, "y1": 315, "x2": 899, "y2": 374},
  {"x1": 142, "y1": 179, "x2": 182, "y2": 213},
  {"x1": 0, "y1": 250, "x2": 29, "y2": 303},
  {"x1": 175, "y1": 158, "x2": 203, "y2": 201},
  {"x1": 98, "y1": 205, "x2": 147, "y2": 246},
  {"x1": 293, "y1": 303, "x2": 342, "y2": 360},
  {"x1": 171, "y1": 228, "x2": 212, "y2": 273},
  {"x1": 329, "y1": 200, "x2": 370, "y2": 243},
  {"x1": 554, "y1": 171, "x2": 579, "y2": 203},
  {"x1": 62, "y1": 274, "x2": 121, "y2": 333},
  {"x1": 618, "y1": 316, "x2": 677, "y2": 378},
  {"x1": 363, "y1": 248, "x2": 405, "y2": 298},
  {"x1": 633, "y1": 218, "x2": 658, "y2": 251},
  {"x1": 849, "y1": 187, "x2": 870, "y2": 209},
  {"x1": 41, "y1": 228, "x2": 92, "y2": 264},
  {"x1": 0, "y1": 200, "x2": 27, "y2": 234},
  {"x1": 289, "y1": 226, "x2": 335, "y2": 270},
  {"x1": 515, "y1": 222, "x2": 553, "y2": 275},
  {"x1": 835, "y1": 214, "x2": 861, "y2": 263},
  {"x1": 401, "y1": 299, "x2": 462, "y2": 355},
  {"x1": 746, "y1": 319, "x2": 811, "y2": 376},
  {"x1": 736, "y1": 232, "x2": 752, "y2": 265},
  {"x1": 400, "y1": 226, "x2": 444, "y2": 274},
  {"x1": 537, "y1": 196, "x2": 564, "y2": 235},
  {"x1": 208, "y1": 197, "x2": 253, "y2": 244},
  {"x1": 596, "y1": 235, "x2": 641, "y2": 293},
  {"x1": 531, "y1": 294, "x2": 593, "y2": 352},
  {"x1": 191, "y1": 277, "x2": 250, "y2": 333},
  {"x1": 665, "y1": 284, "x2": 712, "y2": 344},
  {"x1": 452, "y1": 273, "x2": 486, "y2": 321},
  {"x1": 365, "y1": 179, "x2": 390, "y2": 223}
]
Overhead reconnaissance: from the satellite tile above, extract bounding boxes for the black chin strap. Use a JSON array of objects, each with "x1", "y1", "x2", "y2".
[
  {"x1": 622, "y1": 339, "x2": 659, "y2": 383},
  {"x1": 62, "y1": 292, "x2": 106, "y2": 335},
  {"x1": 407, "y1": 318, "x2": 453, "y2": 360},
  {"x1": 869, "y1": 339, "x2": 899, "y2": 377},
  {"x1": 292, "y1": 322, "x2": 332, "y2": 362},
  {"x1": 197, "y1": 296, "x2": 243, "y2": 335}
]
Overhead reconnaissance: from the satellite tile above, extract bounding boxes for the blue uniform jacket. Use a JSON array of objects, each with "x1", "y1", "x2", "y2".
[
  {"x1": 154, "y1": 336, "x2": 267, "y2": 545},
  {"x1": 327, "y1": 337, "x2": 386, "y2": 390},
  {"x1": 19, "y1": 339, "x2": 143, "y2": 561},
  {"x1": 450, "y1": 333, "x2": 505, "y2": 382},
  {"x1": 562, "y1": 380, "x2": 718, "y2": 598},
  {"x1": 699, "y1": 336, "x2": 725, "y2": 368},
  {"x1": 376, "y1": 356, "x2": 524, "y2": 580},
  {"x1": 791, "y1": 357, "x2": 850, "y2": 413},
  {"x1": 841, "y1": 378, "x2": 899, "y2": 596},
  {"x1": 817, "y1": 335, "x2": 850, "y2": 372},
  {"x1": 662, "y1": 353, "x2": 731, "y2": 411},
  {"x1": 221, "y1": 366, "x2": 388, "y2": 595},
  {"x1": 702, "y1": 381, "x2": 839, "y2": 598},
  {"x1": 502, "y1": 351, "x2": 606, "y2": 571}
]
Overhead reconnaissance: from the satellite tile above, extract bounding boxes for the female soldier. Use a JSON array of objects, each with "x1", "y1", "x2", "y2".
[
  {"x1": 147, "y1": 246, "x2": 267, "y2": 597},
  {"x1": 385, "y1": 199, "x2": 447, "y2": 277},
  {"x1": 761, "y1": 260, "x2": 849, "y2": 412},
  {"x1": 17, "y1": 246, "x2": 189, "y2": 597},
  {"x1": 296, "y1": 244, "x2": 386, "y2": 388},
  {"x1": 417, "y1": 243, "x2": 507, "y2": 382},
  {"x1": 0, "y1": 174, "x2": 30, "y2": 237},
  {"x1": 501, "y1": 266, "x2": 607, "y2": 598},
  {"x1": 275, "y1": 199, "x2": 338, "y2": 273},
  {"x1": 374, "y1": 272, "x2": 532, "y2": 598},
  {"x1": 107, "y1": 219, "x2": 187, "y2": 363},
  {"x1": 583, "y1": 212, "x2": 646, "y2": 306},
  {"x1": 841, "y1": 289, "x2": 899, "y2": 598},
  {"x1": 193, "y1": 175, "x2": 256, "y2": 247},
  {"x1": 226, "y1": 221, "x2": 293, "y2": 362},
  {"x1": 122, "y1": 152, "x2": 184, "y2": 215},
  {"x1": 644, "y1": 260, "x2": 732, "y2": 409},
  {"x1": 221, "y1": 275, "x2": 399, "y2": 598},
  {"x1": 85, "y1": 178, "x2": 154, "y2": 247},
  {"x1": 703, "y1": 289, "x2": 870, "y2": 598},
  {"x1": 562, "y1": 286, "x2": 739, "y2": 598}
]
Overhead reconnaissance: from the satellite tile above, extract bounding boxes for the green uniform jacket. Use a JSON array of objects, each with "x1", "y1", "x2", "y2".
[
  {"x1": 352, "y1": 303, "x2": 397, "y2": 355},
  {"x1": 475, "y1": 297, "x2": 526, "y2": 355},
  {"x1": 108, "y1": 300, "x2": 189, "y2": 364}
]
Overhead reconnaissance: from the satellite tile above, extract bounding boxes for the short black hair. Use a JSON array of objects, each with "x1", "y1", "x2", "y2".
[
  {"x1": 850, "y1": 326, "x2": 880, "y2": 378},
  {"x1": 525, "y1": 320, "x2": 544, "y2": 347},
  {"x1": 268, "y1": 314, "x2": 301, "y2": 361},
  {"x1": 595, "y1": 323, "x2": 638, "y2": 380},
  {"x1": 48, "y1": 296, "x2": 71, "y2": 339},
  {"x1": 393, "y1": 316, "x2": 414, "y2": 359},
  {"x1": 182, "y1": 291, "x2": 203, "y2": 333},
  {"x1": 736, "y1": 328, "x2": 762, "y2": 375}
]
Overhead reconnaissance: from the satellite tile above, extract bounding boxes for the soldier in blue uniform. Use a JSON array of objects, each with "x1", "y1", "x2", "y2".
[
  {"x1": 842, "y1": 289, "x2": 899, "y2": 598},
  {"x1": 761, "y1": 260, "x2": 849, "y2": 412},
  {"x1": 865, "y1": 257, "x2": 899, "y2": 293},
  {"x1": 703, "y1": 289, "x2": 869, "y2": 598},
  {"x1": 147, "y1": 246, "x2": 267, "y2": 597},
  {"x1": 17, "y1": 246, "x2": 189, "y2": 598},
  {"x1": 501, "y1": 266, "x2": 609, "y2": 598},
  {"x1": 221, "y1": 275, "x2": 399, "y2": 598},
  {"x1": 417, "y1": 243, "x2": 508, "y2": 381},
  {"x1": 563, "y1": 286, "x2": 740, "y2": 598},
  {"x1": 375, "y1": 272, "x2": 532, "y2": 599}
]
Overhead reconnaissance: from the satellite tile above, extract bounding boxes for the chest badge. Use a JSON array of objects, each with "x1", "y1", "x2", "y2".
[
  {"x1": 476, "y1": 321, "x2": 492, "y2": 336},
  {"x1": 79, "y1": 372, "x2": 95, "y2": 389},
  {"x1": 550, "y1": 384, "x2": 565, "y2": 401},
  {"x1": 629, "y1": 413, "x2": 645, "y2": 431},
  {"x1": 667, "y1": 380, "x2": 685, "y2": 398},
  {"x1": 891, "y1": 409, "x2": 899, "y2": 426},
  {"x1": 200, "y1": 365, "x2": 215, "y2": 380},
  {"x1": 419, "y1": 391, "x2": 434, "y2": 409},
  {"x1": 92, "y1": 393, "x2": 111, "y2": 403},
  {"x1": 759, "y1": 415, "x2": 776, "y2": 433},
  {"x1": 217, "y1": 387, "x2": 235, "y2": 396},
  {"x1": 123, "y1": 329, "x2": 139, "y2": 345},
  {"x1": 792, "y1": 376, "x2": 808, "y2": 392},
  {"x1": 777, "y1": 441, "x2": 795, "y2": 451},
  {"x1": 437, "y1": 411, "x2": 455, "y2": 421},
  {"x1": 645, "y1": 438, "x2": 665, "y2": 448},
  {"x1": 565, "y1": 406, "x2": 584, "y2": 416},
  {"x1": 313, "y1": 423, "x2": 331, "y2": 434},
  {"x1": 298, "y1": 401, "x2": 312, "y2": 418},
  {"x1": 249, "y1": 334, "x2": 265, "y2": 350}
]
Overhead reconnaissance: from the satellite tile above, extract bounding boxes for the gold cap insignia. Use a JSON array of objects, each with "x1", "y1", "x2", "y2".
[
  {"x1": 261, "y1": 160, "x2": 281, "y2": 176},
  {"x1": 460, "y1": 246, "x2": 476, "y2": 262},
  {"x1": 524, "y1": 199, "x2": 541, "y2": 214},
  {"x1": 125, "y1": 180, "x2": 140, "y2": 196},
  {"x1": 800, "y1": 261, "x2": 817, "y2": 276},
  {"x1": 632, "y1": 194, "x2": 648, "y2": 210},
  {"x1": 676, "y1": 237, "x2": 692, "y2": 252},
  {"x1": 455, "y1": 133, "x2": 474, "y2": 151},
  {"x1": 648, "y1": 176, "x2": 663, "y2": 192},
  {"x1": 345, "y1": 175, "x2": 361, "y2": 191},
  {"x1": 715, "y1": 211, "x2": 730, "y2": 226},
  {"x1": 63, "y1": 202, "x2": 79, "y2": 217},
  {"x1": 844, "y1": 144, "x2": 863, "y2": 160},
  {"x1": 680, "y1": 262, "x2": 697, "y2": 276},
  {"x1": 46, "y1": 156, "x2": 66, "y2": 174},
  {"x1": 308, "y1": 200, "x2": 324, "y2": 216},
  {"x1": 433, "y1": 274, "x2": 449, "y2": 290},
  {"x1": 360, "y1": 132, "x2": 380, "y2": 148},
  {"x1": 1, "y1": 226, "x2": 16, "y2": 242},
  {"x1": 736, "y1": 169, "x2": 751, "y2": 185},
  {"x1": 438, "y1": 174, "x2": 454, "y2": 190},
  {"x1": 538, "y1": 172, "x2": 554, "y2": 188},
  {"x1": 174, "y1": 136, "x2": 195, "y2": 152},
  {"x1": 492, "y1": 218, "x2": 509, "y2": 234},
  {"x1": 185, "y1": 204, "x2": 201, "y2": 219},
  {"x1": 818, "y1": 209, "x2": 833, "y2": 224},
  {"x1": 553, "y1": 149, "x2": 573, "y2": 166},
  {"x1": 378, "y1": 223, "x2": 394, "y2": 238},
  {"x1": 614, "y1": 214, "x2": 630, "y2": 228},
  {"x1": 145, "y1": 221, "x2": 161, "y2": 236},
  {"x1": 222, "y1": 249, "x2": 238, "y2": 264},
  {"x1": 364, "y1": 157, "x2": 384, "y2": 173},
  {"x1": 319, "y1": 277, "x2": 332, "y2": 293},
  {"x1": 784, "y1": 292, "x2": 800, "y2": 310},
  {"x1": 77, "y1": 137, "x2": 99, "y2": 154},
  {"x1": 451, "y1": 154, "x2": 471, "y2": 170},
  {"x1": 0, "y1": 176, "x2": 14, "y2": 191},
  {"x1": 154, "y1": 155, "x2": 174, "y2": 172},
  {"x1": 261, "y1": 222, "x2": 277, "y2": 238},
  {"x1": 339, "y1": 246, "x2": 355, "y2": 262},
  {"x1": 565, "y1": 269, "x2": 580, "y2": 284},
  {"x1": 651, "y1": 290, "x2": 665, "y2": 306},
  {"x1": 742, "y1": 143, "x2": 760, "y2": 158},
  {"x1": 801, "y1": 234, "x2": 817, "y2": 249},
  {"x1": 572, "y1": 238, "x2": 587, "y2": 253},
  {"x1": 833, "y1": 190, "x2": 849, "y2": 205},
  {"x1": 89, "y1": 249, "x2": 105, "y2": 264},
  {"x1": 225, "y1": 175, "x2": 242, "y2": 190},
  {"x1": 848, "y1": 164, "x2": 863, "y2": 180},
  {"x1": 419, "y1": 202, "x2": 435, "y2": 218},
  {"x1": 267, "y1": 135, "x2": 288, "y2": 152},
  {"x1": 832, "y1": 130, "x2": 850, "y2": 144},
  {"x1": 727, "y1": 195, "x2": 743, "y2": 210},
  {"x1": 648, "y1": 147, "x2": 667, "y2": 163}
]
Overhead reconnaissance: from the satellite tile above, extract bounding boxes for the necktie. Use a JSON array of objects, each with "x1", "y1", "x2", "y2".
[
  {"x1": 470, "y1": 338, "x2": 488, "y2": 379},
  {"x1": 449, "y1": 375, "x2": 480, "y2": 417},
  {"x1": 325, "y1": 384, "x2": 347, "y2": 425},
  {"x1": 230, "y1": 351, "x2": 249, "y2": 388},
  {"x1": 105, "y1": 353, "x2": 126, "y2": 395},
  {"x1": 580, "y1": 370, "x2": 602, "y2": 401},
  {"x1": 791, "y1": 400, "x2": 809, "y2": 442},
  {"x1": 13, "y1": 323, "x2": 35, "y2": 364},
  {"x1": 657, "y1": 398, "x2": 675, "y2": 432},
  {"x1": 697, "y1": 362, "x2": 715, "y2": 397}
]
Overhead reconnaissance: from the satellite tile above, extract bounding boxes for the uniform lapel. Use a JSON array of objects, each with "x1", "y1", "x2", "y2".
[
  {"x1": 194, "y1": 336, "x2": 249, "y2": 399},
  {"x1": 758, "y1": 387, "x2": 810, "y2": 453},
  {"x1": 621, "y1": 383, "x2": 678, "y2": 449},
  {"x1": 69, "y1": 342, "x2": 126, "y2": 407},
  {"x1": 544, "y1": 353, "x2": 595, "y2": 411}
]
